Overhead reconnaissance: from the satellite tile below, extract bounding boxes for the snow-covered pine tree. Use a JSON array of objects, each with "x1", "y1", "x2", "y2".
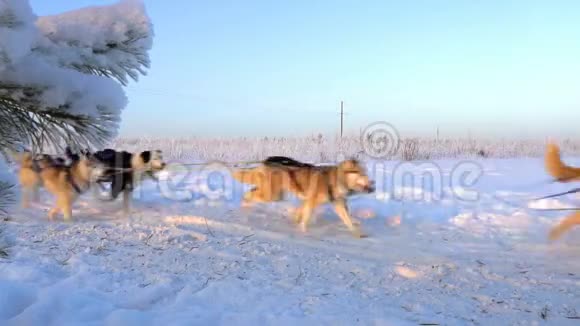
[{"x1": 0, "y1": 0, "x2": 154, "y2": 216}]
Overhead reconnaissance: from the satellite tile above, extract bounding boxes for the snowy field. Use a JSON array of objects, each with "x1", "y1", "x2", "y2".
[
  {"x1": 109, "y1": 136, "x2": 580, "y2": 162},
  {"x1": 1, "y1": 154, "x2": 580, "y2": 325}
]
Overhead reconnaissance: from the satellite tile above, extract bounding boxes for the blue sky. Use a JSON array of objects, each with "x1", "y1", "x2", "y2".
[{"x1": 31, "y1": 0, "x2": 580, "y2": 138}]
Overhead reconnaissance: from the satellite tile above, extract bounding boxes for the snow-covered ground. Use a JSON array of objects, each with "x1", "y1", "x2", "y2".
[{"x1": 1, "y1": 156, "x2": 580, "y2": 325}]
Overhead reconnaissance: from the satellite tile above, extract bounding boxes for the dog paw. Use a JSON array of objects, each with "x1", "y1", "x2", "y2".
[{"x1": 292, "y1": 214, "x2": 302, "y2": 225}]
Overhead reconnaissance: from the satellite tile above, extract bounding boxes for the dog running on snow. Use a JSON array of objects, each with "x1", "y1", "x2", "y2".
[
  {"x1": 13, "y1": 147, "x2": 91, "y2": 209},
  {"x1": 91, "y1": 148, "x2": 167, "y2": 214},
  {"x1": 13, "y1": 148, "x2": 106, "y2": 221},
  {"x1": 231, "y1": 156, "x2": 375, "y2": 238}
]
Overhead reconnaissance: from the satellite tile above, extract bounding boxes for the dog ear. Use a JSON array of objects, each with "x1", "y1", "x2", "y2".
[
  {"x1": 80, "y1": 148, "x2": 91, "y2": 157},
  {"x1": 140, "y1": 151, "x2": 151, "y2": 164},
  {"x1": 79, "y1": 149, "x2": 92, "y2": 159}
]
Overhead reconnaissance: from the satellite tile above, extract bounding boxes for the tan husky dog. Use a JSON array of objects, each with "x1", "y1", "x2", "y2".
[
  {"x1": 231, "y1": 156, "x2": 375, "y2": 238},
  {"x1": 15, "y1": 150, "x2": 105, "y2": 221}
]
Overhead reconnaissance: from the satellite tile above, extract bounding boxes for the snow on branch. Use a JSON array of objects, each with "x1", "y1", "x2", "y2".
[
  {"x1": 0, "y1": 82, "x2": 121, "y2": 151},
  {"x1": 36, "y1": 0, "x2": 154, "y2": 86},
  {"x1": 0, "y1": 0, "x2": 153, "y2": 152},
  {"x1": 1, "y1": 55, "x2": 128, "y2": 114},
  {"x1": 0, "y1": 0, "x2": 36, "y2": 71}
]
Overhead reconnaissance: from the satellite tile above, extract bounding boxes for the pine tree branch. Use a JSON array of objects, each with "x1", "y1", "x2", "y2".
[
  {"x1": 37, "y1": 28, "x2": 152, "y2": 86},
  {"x1": 0, "y1": 85, "x2": 117, "y2": 153},
  {"x1": 0, "y1": 7, "x2": 25, "y2": 28}
]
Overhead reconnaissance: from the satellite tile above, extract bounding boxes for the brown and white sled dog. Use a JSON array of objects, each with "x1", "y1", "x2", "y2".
[
  {"x1": 13, "y1": 147, "x2": 81, "y2": 208},
  {"x1": 231, "y1": 156, "x2": 375, "y2": 238},
  {"x1": 14, "y1": 149, "x2": 105, "y2": 221},
  {"x1": 544, "y1": 142, "x2": 580, "y2": 240}
]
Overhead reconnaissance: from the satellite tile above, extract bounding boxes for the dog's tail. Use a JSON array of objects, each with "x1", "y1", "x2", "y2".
[
  {"x1": 549, "y1": 212, "x2": 580, "y2": 240},
  {"x1": 545, "y1": 142, "x2": 580, "y2": 182}
]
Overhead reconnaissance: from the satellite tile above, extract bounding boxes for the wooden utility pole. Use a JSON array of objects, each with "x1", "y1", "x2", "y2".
[{"x1": 340, "y1": 100, "x2": 344, "y2": 138}]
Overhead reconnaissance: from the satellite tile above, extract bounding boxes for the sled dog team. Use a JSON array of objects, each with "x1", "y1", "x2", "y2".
[
  {"x1": 14, "y1": 148, "x2": 166, "y2": 221},
  {"x1": 10, "y1": 142, "x2": 580, "y2": 240}
]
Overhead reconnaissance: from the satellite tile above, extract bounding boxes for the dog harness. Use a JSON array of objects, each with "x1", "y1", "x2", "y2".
[{"x1": 66, "y1": 172, "x2": 83, "y2": 194}]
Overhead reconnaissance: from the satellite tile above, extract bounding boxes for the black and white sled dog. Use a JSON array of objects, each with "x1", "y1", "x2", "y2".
[{"x1": 90, "y1": 148, "x2": 167, "y2": 213}]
